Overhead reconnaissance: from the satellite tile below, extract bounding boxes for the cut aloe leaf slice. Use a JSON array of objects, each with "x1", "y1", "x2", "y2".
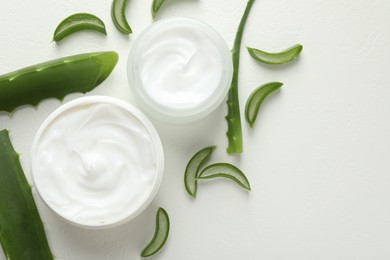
[
  {"x1": 141, "y1": 207, "x2": 170, "y2": 257},
  {"x1": 0, "y1": 129, "x2": 53, "y2": 259},
  {"x1": 112, "y1": 0, "x2": 132, "y2": 34},
  {"x1": 198, "y1": 163, "x2": 251, "y2": 190},
  {"x1": 151, "y1": 0, "x2": 165, "y2": 18},
  {"x1": 247, "y1": 44, "x2": 303, "y2": 65},
  {"x1": 53, "y1": 13, "x2": 107, "y2": 42},
  {"x1": 245, "y1": 82, "x2": 283, "y2": 128},
  {"x1": 184, "y1": 146, "x2": 216, "y2": 198}
]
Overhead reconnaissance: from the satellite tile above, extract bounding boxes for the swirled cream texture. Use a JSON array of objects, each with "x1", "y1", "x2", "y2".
[
  {"x1": 33, "y1": 102, "x2": 159, "y2": 226},
  {"x1": 136, "y1": 23, "x2": 223, "y2": 108}
]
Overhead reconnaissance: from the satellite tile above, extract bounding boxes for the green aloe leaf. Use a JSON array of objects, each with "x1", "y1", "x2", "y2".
[
  {"x1": 184, "y1": 146, "x2": 216, "y2": 198},
  {"x1": 226, "y1": 0, "x2": 256, "y2": 154},
  {"x1": 0, "y1": 129, "x2": 53, "y2": 260},
  {"x1": 141, "y1": 207, "x2": 170, "y2": 257},
  {"x1": 53, "y1": 13, "x2": 107, "y2": 42},
  {"x1": 198, "y1": 163, "x2": 251, "y2": 191},
  {"x1": 151, "y1": 0, "x2": 166, "y2": 18},
  {"x1": 245, "y1": 82, "x2": 283, "y2": 128},
  {"x1": 112, "y1": 0, "x2": 132, "y2": 34},
  {"x1": 0, "y1": 51, "x2": 118, "y2": 113},
  {"x1": 247, "y1": 44, "x2": 303, "y2": 64}
]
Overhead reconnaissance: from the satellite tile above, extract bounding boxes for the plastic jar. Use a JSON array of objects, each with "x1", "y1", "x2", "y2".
[
  {"x1": 31, "y1": 96, "x2": 164, "y2": 229},
  {"x1": 127, "y1": 18, "x2": 233, "y2": 123}
]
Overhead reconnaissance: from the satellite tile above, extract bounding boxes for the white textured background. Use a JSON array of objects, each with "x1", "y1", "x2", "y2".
[{"x1": 1, "y1": 0, "x2": 390, "y2": 259}]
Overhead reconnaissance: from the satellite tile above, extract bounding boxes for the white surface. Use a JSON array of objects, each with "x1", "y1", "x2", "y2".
[{"x1": 0, "y1": 0, "x2": 390, "y2": 259}]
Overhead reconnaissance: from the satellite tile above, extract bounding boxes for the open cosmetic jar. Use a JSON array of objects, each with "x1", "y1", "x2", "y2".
[
  {"x1": 127, "y1": 18, "x2": 233, "y2": 123},
  {"x1": 31, "y1": 96, "x2": 164, "y2": 229}
]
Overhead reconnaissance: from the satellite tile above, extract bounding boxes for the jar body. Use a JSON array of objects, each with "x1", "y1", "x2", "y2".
[
  {"x1": 128, "y1": 18, "x2": 233, "y2": 123},
  {"x1": 31, "y1": 96, "x2": 164, "y2": 229}
]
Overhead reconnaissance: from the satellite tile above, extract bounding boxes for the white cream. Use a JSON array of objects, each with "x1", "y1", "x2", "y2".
[
  {"x1": 128, "y1": 18, "x2": 233, "y2": 122},
  {"x1": 32, "y1": 98, "x2": 163, "y2": 227},
  {"x1": 137, "y1": 25, "x2": 223, "y2": 108}
]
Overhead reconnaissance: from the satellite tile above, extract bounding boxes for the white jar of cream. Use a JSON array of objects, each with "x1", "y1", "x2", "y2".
[
  {"x1": 31, "y1": 96, "x2": 164, "y2": 229},
  {"x1": 128, "y1": 18, "x2": 233, "y2": 123}
]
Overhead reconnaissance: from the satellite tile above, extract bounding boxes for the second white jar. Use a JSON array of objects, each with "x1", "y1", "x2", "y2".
[{"x1": 128, "y1": 18, "x2": 233, "y2": 123}]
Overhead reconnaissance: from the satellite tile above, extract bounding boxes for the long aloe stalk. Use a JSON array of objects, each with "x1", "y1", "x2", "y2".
[
  {"x1": 226, "y1": 0, "x2": 255, "y2": 154},
  {"x1": 0, "y1": 129, "x2": 53, "y2": 259},
  {"x1": 0, "y1": 51, "x2": 118, "y2": 113}
]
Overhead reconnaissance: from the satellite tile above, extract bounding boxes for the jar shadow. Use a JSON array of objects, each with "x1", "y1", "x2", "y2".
[
  {"x1": 44, "y1": 203, "x2": 158, "y2": 260},
  {"x1": 150, "y1": 102, "x2": 227, "y2": 151}
]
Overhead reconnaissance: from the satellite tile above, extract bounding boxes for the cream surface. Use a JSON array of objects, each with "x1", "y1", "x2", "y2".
[
  {"x1": 33, "y1": 102, "x2": 158, "y2": 226},
  {"x1": 137, "y1": 23, "x2": 223, "y2": 109}
]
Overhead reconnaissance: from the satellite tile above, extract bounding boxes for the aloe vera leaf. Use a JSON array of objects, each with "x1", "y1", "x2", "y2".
[
  {"x1": 0, "y1": 129, "x2": 53, "y2": 260},
  {"x1": 0, "y1": 51, "x2": 118, "y2": 113},
  {"x1": 247, "y1": 44, "x2": 303, "y2": 64},
  {"x1": 226, "y1": 0, "x2": 256, "y2": 154},
  {"x1": 53, "y1": 13, "x2": 107, "y2": 42},
  {"x1": 141, "y1": 207, "x2": 170, "y2": 257},
  {"x1": 184, "y1": 146, "x2": 216, "y2": 198},
  {"x1": 151, "y1": 0, "x2": 165, "y2": 18},
  {"x1": 245, "y1": 82, "x2": 283, "y2": 128},
  {"x1": 112, "y1": 0, "x2": 132, "y2": 34},
  {"x1": 198, "y1": 163, "x2": 251, "y2": 190}
]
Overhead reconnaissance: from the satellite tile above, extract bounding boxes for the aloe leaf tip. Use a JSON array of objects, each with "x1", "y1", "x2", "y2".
[{"x1": 93, "y1": 52, "x2": 119, "y2": 85}]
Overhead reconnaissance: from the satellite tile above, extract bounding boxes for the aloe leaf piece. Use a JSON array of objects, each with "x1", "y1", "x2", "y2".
[
  {"x1": 141, "y1": 207, "x2": 170, "y2": 257},
  {"x1": 247, "y1": 44, "x2": 303, "y2": 64},
  {"x1": 198, "y1": 163, "x2": 251, "y2": 190},
  {"x1": 0, "y1": 51, "x2": 118, "y2": 113},
  {"x1": 151, "y1": 0, "x2": 166, "y2": 18},
  {"x1": 112, "y1": 0, "x2": 132, "y2": 34},
  {"x1": 245, "y1": 82, "x2": 283, "y2": 128},
  {"x1": 0, "y1": 129, "x2": 53, "y2": 260},
  {"x1": 226, "y1": 0, "x2": 256, "y2": 154},
  {"x1": 184, "y1": 146, "x2": 216, "y2": 198},
  {"x1": 53, "y1": 13, "x2": 107, "y2": 42}
]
